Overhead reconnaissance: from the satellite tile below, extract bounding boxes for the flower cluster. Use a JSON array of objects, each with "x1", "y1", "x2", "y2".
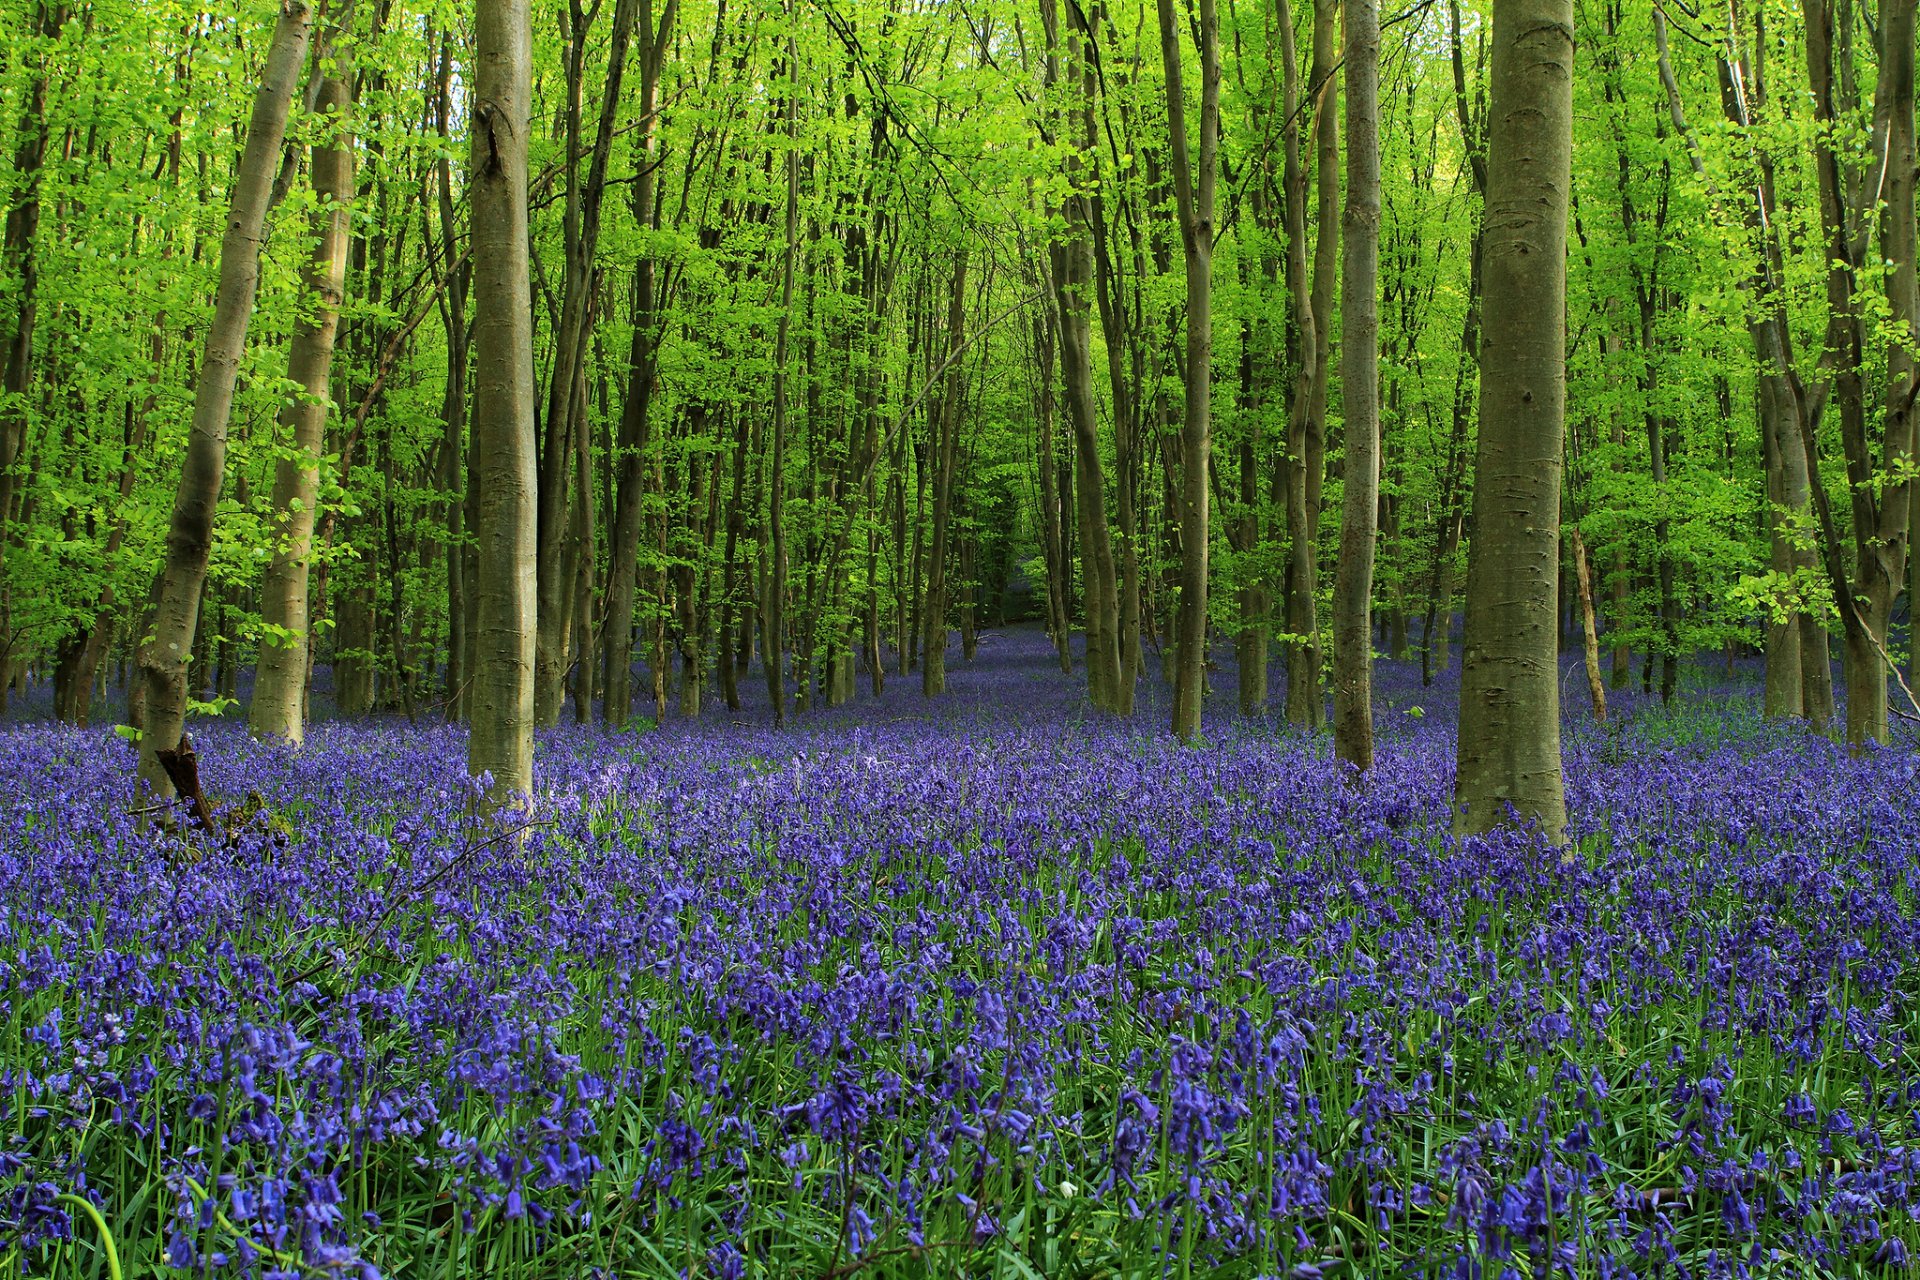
[{"x1": 3, "y1": 634, "x2": 1918, "y2": 1276}]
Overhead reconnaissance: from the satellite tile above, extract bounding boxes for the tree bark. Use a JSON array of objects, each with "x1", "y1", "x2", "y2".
[
  {"x1": 601, "y1": 0, "x2": 675, "y2": 726},
  {"x1": 1454, "y1": 0, "x2": 1572, "y2": 844},
  {"x1": 137, "y1": 0, "x2": 313, "y2": 797},
  {"x1": 1158, "y1": 0, "x2": 1219, "y2": 742},
  {"x1": 922, "y1": 250, "x2": 968, "y2": 697},
  {"x1": 764, "y1": 40, "x2": 799, "y2": 725},
  {"x1": 466, "y1": 0, "x2": 539, "y2": 800},
  {"x1": 1044, "y1": 0, "x2": 1123, "y2": 711},
  {"x1": 1570, "y1": 526, "x2": 1606, "y2": 722},
  {"x1": 1332, "y1": 0, "x2": 1379, "y2": 770},
  {"x1": 533, "y1": 0, "x2": 639, "y2": 725},
  {"x1": 250, "y1": 67, "x2": 354, "y2": 746},
  {"x1": 1282, "y1": 0, "x2": 1334, "y2": 729}
]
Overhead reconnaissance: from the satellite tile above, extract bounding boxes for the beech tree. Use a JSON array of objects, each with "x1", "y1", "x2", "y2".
[
  {"x1": 1455, "y1": 0, "x2": 1574, "y2": 841},
  {"x1": 136, "y1": 0, "x2": 313, "y2": 797},
  {"x1": 466, "y1": 0, "x2": 537, "y2": 797}
]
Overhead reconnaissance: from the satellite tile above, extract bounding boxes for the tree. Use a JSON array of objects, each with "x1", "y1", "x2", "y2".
[
  {"x1": 1158, "y1": 0, "x2": 1219, "y2": 742},
  {"x1": 466, "y1": 0, "x2": 538, "y2": 799},
  {"x1": 250, "y1": 57, "x2": 355, "y2": 746},
  {"x1": 1332, "y1": 0, "x2": 1380, "y2": 770},
  {"x1": 135, "y1": 0, "x2": 313, "y2": 798},
  {"x1": 1454, "y1": 0, "x2": 1574, "y2": 843}
]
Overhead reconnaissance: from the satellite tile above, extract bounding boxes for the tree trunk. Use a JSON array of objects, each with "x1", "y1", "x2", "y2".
[
  {"x1": 433, "y1": 33, "x2": 472, "y2": 722},
  {"x1": 466, "y1": 0, "x2": 538, "y2": 800},
  {"x1": 1852, "y1": 0, "x2": 1917, "y2": 745},
  {"x1": 1454, "y1": 0, "x2": 1571, "y2": 844},
  {"x1": 250, "y1": 68, "x2": 354, "y2": 746},
  {"x1": 1282, "y1": 0, "x2": 1334, "y2": 730},
  {"x1": 1571, "y1": 526, "x2": 1606, "y2": 722},
  {"x1": 764, "y1": 43, "x2": 799, "y2": 725},
  {"x1": 1158, "y1": 0, "x2": 1219, "y2": 742},
  {"x1": 923, "y1": 250, "x2": 968, "y2": 697},
  {"x1": 137, "y1": 0, "x2": 312, "y2": 798},
  {"x1": 600, "y1": 0, "x2": 674, "y2": 726},
  {"x1": 1044, "y1": 0, "x2": 1123, "y2": 710},
  {"x1": 1332, "y1": 0, "x2": 1379, "y2": 771}
]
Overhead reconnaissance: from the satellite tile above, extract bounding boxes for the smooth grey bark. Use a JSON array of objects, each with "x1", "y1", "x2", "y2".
[
  {"x1": 466, "y1": 0, "x2": 538, "y2": 799},
  {"x1": 137, "y1": 0, "x2": 313, "y2": 797},
  {"x1": 250, "y1": 69, "x2": 354, "y2": 746},
  {"x1": 1453, "y1": 0, "x2": 1572, "y2": 844}
]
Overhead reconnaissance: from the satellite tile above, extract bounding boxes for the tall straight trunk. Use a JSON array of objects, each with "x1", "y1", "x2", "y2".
[
  {"x1": 1854, "y1": 0, "x2": 1918, "y2": 744},
  {"x1": 600, "y1": 0, "x2": 674, "y2": 726},
  {"x1": 719, "y1": 406, "x2": 752, "y2": 711},
  {"x1": 764, "y1": 43, "x2": 799, "y2": 726},
  {"x1": 671, "y1": 415, "x2": 711, "y2": 719},
  {"x1": 137, "y1": 0, "x2": 312, "y2": 797},
  {"x1": 1033, "y1": 309, "x2": 1073, "y2": 671},
  {"x1": 535, "y1": 0, "x2": 639, "y2": 725},
  {"x1": 1780, "y1": 0, "x2": 1905, "y2": 744},
  {"x1": 250, "y1": 68, "x2": 354, "y2": 746},
  {"x1": 569, "y1": 357, "x2": 597, "y2": 724},
  {"x1": 466, "y1": 0, "x2": 538, "y2": 800},
  {"x1": 1454, "y1": 0, "x2": 1571, "y2": 844},
  {"x1": 1708, "y1": 5, "x2": 1832, "y2": 724},
  {"x1": 1843, "y1": 0, "x2": 1920, "y2": 744},
  {"x1": 923, "y1": 250, "x2": 968, "y2": 697},
  {"x1": 1422, "y1": 0, "x2": 1485, "y2": 690},
  {"x1": 1758, "y1": 379, "x2": 1802, "y2": 718},
  {"x1": 1235, "y1": 297, "x2": 1268, "y2": 714},
  {"x1": 434, "y1": 34, "x2": 473, "y2": 721},
  {"x1": 1158, "y1": 0, "x2": 1219, "y2": 742},
  {"x1": 1570, "y1": 526, "x2": 1606, "y2": 722},
  {"x1": 1044, "y1": 0, "x2": 1123, "y2": 709},
  {"x1": 1332, "y1": 0, "x2": 1379, "y2": 770},
  {"x1": 1284, "y1": 0, "x2": 1334, "y2": 729}
]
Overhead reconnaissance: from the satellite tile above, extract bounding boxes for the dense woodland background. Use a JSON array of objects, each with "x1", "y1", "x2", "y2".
[{"x1": 0, "y1": 0, "x2": 1914, "y2": 820}]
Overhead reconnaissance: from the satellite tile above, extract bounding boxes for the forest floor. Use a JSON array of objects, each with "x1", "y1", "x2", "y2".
[{"x1": 4, "y1": 630, "x2": 1919, "y2": 1277}]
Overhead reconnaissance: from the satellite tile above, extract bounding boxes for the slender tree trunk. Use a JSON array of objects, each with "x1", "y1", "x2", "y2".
[
  {"x1": 1454, "y1": 0, "x2": 1572, "y2": 844},
  {"x1": 922, "y1": 250, "x2": 968, "y2": 697},
  {"x1": 1033, "y1": 308, "x2": 1073, "y2": 671},
  {"x1": 600, "y1": 0, "x2": 674, "y2": 726},
  {"x1": 1044, "y1": 0, "x2": 1122, "y2": 710},
  {"x1": 1852, "y1": 0, "x2": 1917, "y2": 745},
  {"x1": 1571, "y1": 526, "x2": 1606, "y2": 722},
  {"x1": 1159, "y1": 0, "x2": 1219, "y2": 742},
  {"x1": 466, "y1": 0, "x2": 538, "y2": 799},
  {"x1": 764, "y1": 42, "x2": 799, "y2": 726},
  {"x1": 137, "y1": 0, "x2": 312, "y2": 797},
  {"x1": 432, "y1": 33, "x2": 473, "y2": 722},
  {"x1": 251, "y1": 68, "x2": 354, "y2": 746},
  {"x1": 534, "y1": 0, "x2": 639, "y2": 725},
  {"x1": 1333, "y1": 0, "x2": 1379, "y2": 770},
  {"x1": 1283, "y1": 0, "x2": 1334, "y2": 729}
]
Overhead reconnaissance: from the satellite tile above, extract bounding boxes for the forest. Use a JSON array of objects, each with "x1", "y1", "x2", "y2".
[{"x1": 6, "y1": 0, "x2": 1920, "y2": 1274}]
